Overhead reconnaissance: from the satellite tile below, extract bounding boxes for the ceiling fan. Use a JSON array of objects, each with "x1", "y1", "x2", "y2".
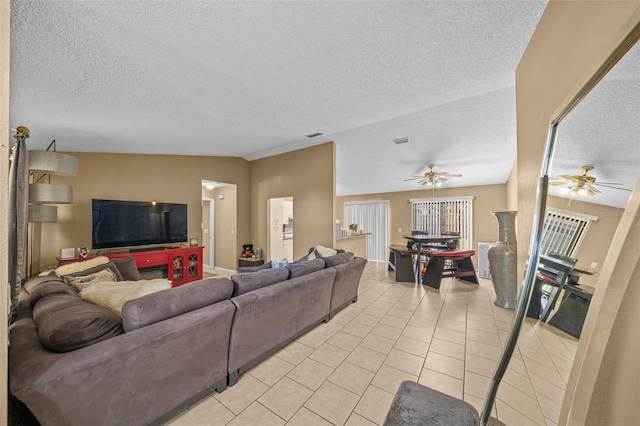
[
  {"x1": 404, "y1": 164, "x2": 462, "y2": 187},
  {"x1": 549, "y1": 165, "x2": 629, "y2": 196}
]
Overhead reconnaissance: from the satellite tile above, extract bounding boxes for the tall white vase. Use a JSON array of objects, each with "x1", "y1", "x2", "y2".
[{"x1": 488, "y1": 211, "x2": 518, "y2": 309}]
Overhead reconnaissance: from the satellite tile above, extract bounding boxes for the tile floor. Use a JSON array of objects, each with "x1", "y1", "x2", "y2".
[{"x1": 167, "y1": 262, "x2": 578, "y2": 426}]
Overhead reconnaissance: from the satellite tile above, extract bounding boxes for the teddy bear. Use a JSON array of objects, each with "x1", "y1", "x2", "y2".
[{"x1": 241, "y1": 244, "x2": 254, "y2": 258}]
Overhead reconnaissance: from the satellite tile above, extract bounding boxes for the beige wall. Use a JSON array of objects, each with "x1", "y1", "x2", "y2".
[
  {"x1": 212, "y1": 185, "x2": 237, "y2": 270},
  {"x1": 1, "y1": 1, "x2": 10, "y2": 423},
  {"x1": 336, "y1": 184, "x2": 509, "y2": 259},
  {"x1": 516, "y1": 2, "x2": 640, "y2": 424},
  {"x1": 250, "y1": 142, "x2": 335, "y2": 261},
  {"x1": 34, "y1": 153, "x2": 251, "y2": 272},
  {"x1": 506, "y1": 159, "x2": 518, "y2": 211}
]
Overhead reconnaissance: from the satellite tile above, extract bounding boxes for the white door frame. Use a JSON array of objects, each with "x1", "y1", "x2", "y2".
[{"x1": 202, "y1": 197, "x2": 215, "y2": 267}]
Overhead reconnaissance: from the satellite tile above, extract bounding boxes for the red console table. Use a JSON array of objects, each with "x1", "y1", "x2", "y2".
[{"x1": 59, "y1": 246, "x2": 204, "y2": 287}]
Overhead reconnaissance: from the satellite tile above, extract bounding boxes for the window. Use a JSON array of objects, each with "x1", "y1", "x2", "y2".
[
  {"x1": 344, "y1": 201, "x2": 389, "y2": 261},
  {"x1": 409, "y1": 196, "x2": 473, "y2": 250},
  {"x1": 540, "y1": 207, "x2": 597, "y2": 257}
]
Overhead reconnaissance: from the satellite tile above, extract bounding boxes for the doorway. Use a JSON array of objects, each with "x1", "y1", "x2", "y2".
[
  {"x1": 201, "y1": 180, "x2": 237, "y2": 270},
  {"x1": 267, "y1": 197, "x2": 293, "y2": 261},
  {"x1": 201, "y1": 198, "x2": 214, "y2": 267}
]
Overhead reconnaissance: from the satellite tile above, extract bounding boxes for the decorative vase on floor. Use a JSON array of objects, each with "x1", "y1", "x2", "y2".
[{"x1": 488, "y1": 211, "x2": 518, "y2": 309}]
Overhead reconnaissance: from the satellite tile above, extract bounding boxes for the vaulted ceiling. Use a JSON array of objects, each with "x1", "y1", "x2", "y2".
[{"x1": 11, "y1": 1, "x2": 549, "y2": 196}]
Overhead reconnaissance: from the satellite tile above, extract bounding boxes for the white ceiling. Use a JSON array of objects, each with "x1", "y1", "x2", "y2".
[{"x1": 11, "y1": 1, "x2": 549, "y2": 196}]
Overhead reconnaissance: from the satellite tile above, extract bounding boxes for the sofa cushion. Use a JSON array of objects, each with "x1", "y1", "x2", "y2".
[
  {"x1": 57, "y1": 260, "x2": 123, "y2": 282},
  {"x1": 23, "y1": 273, "x2": 66, "y2": 295},
  {"x1": 231, "y1": 268, "x2": 289, "y2": 297},
  {"x1": 63, "y1": 268, "x2": 118, "y2": 291},
  {"x1": 54, "y1": 256, "x2": 111, "y2": 277},
  {"x1": 30, "y1": 280, "x2": 78, "y2": 307},
  {"x1": 80, "y1": 279, "x2": 173, "y2": 317},
  {"x1": 286, "y1": 258, "x2": 326, "y2": 279},
  {"x1": 237, "y1": 262, "x2": 272, "y2": 273},
  {"x1": 122, "y1": 277, "x2": 234, "y2": 332},
  {"x1": 110, "y1": 256, "x2": 141, "y2": 281},
  {"x1": 32, "y1": 292, "x2": 123, "y2": 352},
  {"x1": 323, "y1": 252, "x2": 355, "y2": 268}
]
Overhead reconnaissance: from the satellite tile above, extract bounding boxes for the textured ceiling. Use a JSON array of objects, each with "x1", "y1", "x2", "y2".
[{"x1": 11, "y1": 1, "x2": 549, "y2": 196}]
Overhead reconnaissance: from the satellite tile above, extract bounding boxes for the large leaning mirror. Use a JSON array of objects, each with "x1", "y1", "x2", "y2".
[
  {"x1": 532, "y1": 38, "x2": 640, "y2": 337},
  {"x1": 481, "y1": 25, "x2": 640, "y2": 425}
]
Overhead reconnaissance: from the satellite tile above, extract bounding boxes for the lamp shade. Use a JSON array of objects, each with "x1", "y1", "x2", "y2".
[
  {"x1": 29, "y1": 183, "x2": 73, "y2": 204},
  {"x1": 28, "y1": 204, "x2": 57, "y2": 223},
  {"x1": 28, "y1": 151, "x2": 78, "y2": 176}
]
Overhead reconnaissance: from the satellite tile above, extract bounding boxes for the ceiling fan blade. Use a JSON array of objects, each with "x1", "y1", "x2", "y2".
[
  {"x1": 437, "y1": 177, "x2": 448, "y2": 182},
  {"x1": 403, "y1": 177, "x2": 423, "y2": 181},
  {"x1": 444, "y1": 174, "x2": 463, "y2": 178},
  {"x1": 594, "y1": 182, "x2": 624, "y2": 186},
  {"x1": 595, "y1": 184, "x2": 632, "y2": 192},
  {"x1": 584, "y1": 184, "x2": 600, "y2": 194}
]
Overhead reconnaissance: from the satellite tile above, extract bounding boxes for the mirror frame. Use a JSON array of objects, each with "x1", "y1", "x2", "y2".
[{"x1": 480, "y1": 16, "x2": 640, "y2": 426}]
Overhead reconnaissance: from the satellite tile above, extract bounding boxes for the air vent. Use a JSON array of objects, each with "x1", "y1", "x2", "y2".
[
  {"x1": 306, "y1": 132, "x2": 323, "y2": 138},
  {"x1": 393, "y1": 137, "x2": 411, "y2": 145}
]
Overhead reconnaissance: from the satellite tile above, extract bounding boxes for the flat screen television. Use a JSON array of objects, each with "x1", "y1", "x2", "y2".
[{"x1": 92, "y1": 199, "x2": 188, "y2": 249}]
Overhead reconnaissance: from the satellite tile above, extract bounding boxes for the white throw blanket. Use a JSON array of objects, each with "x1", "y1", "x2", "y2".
[{"x1": 80, "y1": 279, "x2": 172, "y2": 317}]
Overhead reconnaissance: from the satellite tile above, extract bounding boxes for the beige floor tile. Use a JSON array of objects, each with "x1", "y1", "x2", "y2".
[
  {"x1": 407, "y1": 315, "x2": 439, "y2": 329},
  {"x1": 393, "y1": 335, "x2": 430, "y2": 357},
  {"x1": 353, "y1": 313, "x2": 382, "y2": 327},
  {"x1": 359, "y1": 333, "x2": 396, "y2": 355},
  {"x1": 345, "y1": 345, "x2": 387, "y2": 373},
  {"x1": 328, "y1": 331, "x2": 363, "y2": 352},
  {"x1": 496, "y1": 381, "x2": 547, "y2": 425},
  {"x1": 495, "y1": 399, "x2": 541, "y2": 426},
  {"x1": 341, "y1": 321, "x2": 374, "y2": 338},
  {"x1": 466, "y1": 340, "x2": 503, "y2": 361},
  {"x1": 418, "y1": 368, "x2": 464, "y2": 399},
  {"x1": 354, "y1": 385, "x2": 395, "y2": 425},
  {"x1": 370, "y1": 323, "x2": 403, "y2": 340},
  {"x1": 304, "y1": 381, "x2": 360, "y2": 426},
  {"x1": 328, "y1": 361, "x2": 376, "y2": 396},
  {"x1": 383, "y1": 348, "x2": 425, "y2": 376},
  {"x1": 257, "y1": 377, "x2": 313, "y2": 421},
  {"x1": 503, "y1": 368, "x2": 536, "y2": 399},
  {"x1": 249, "y1": 356, "x2": 295, "y2": 386},
  {"x1": 225, "y1": 402, "x2": 284, "y2": 426},
  {"x1": 287, "y1": 358, "x2": 334, "y2": 391},
  {"x1": 385, "y1": 307, "x2": 414, "y2": 320},
  {"x1": 378, "y1": 315, "x2": 409, "y2": 329},
  {"x1": 345, "y1": 412, "x2": 379, "y2": 425},
  {"x1": 315, "y1": 321, "x2": 345, "y2": 337},
  {"x1": 495, "y1": 320, "x2": 513, "y2": 332},
  {"x1": 467, "y1": 311, "x2": 496, "y2": 325},
  {"x1": 214, "y1": 374, "x2": 269, "y2": 415},
  {"x1": 371, "y1": 364, "x2": 418, "y2": 394},
  {"x1": 309, "y1": 343, "x2": 351, "y2": 368},
  {"x1": 434, "y1": 327, "x2": 466, "y2": 345},
  {"x1": 467, "y1": 328, "x2": 501, "y2": 346},
  {"x1": 429, "y1": 338, "x2": 466, "y2": 361},
  {"x1": 536, "y1": 393, "x2": 561, "y2": 424},
  {"x1": 529, "y1": 374, "x2": 565, "y2": 402},
  {"x1": 463, "y1": 393, "x2": 498, "y2": 418},
  {"x1": 168, "y1": 396, "x2": 235, "y2": 426},
  {"x1": 435, "y1": 318, "x2": 467, "y2": 333},
  {"x1": 296, "y1": 329, "x2": 330, "y2": 349},
  {"x1": 401, "y1": 325, "x2": 434, "y2": 343},
  {"x1": 275, "y1": 341, "x2": 314, "y2": 366},
  {"x1": 465, "y1": 353, "x2": 498, "y2": 378},
  {"x1": 362, "y1": 306, "x2": 389, "y2": 318},
  {"x1": 522, "y1": 357, "x2": 566, "y2": 390},
  {"x1": 425, "y1": 351, "x2": 465, "y2": 380},
  {"x1": 464, "y1": 370, "x2": 491, "y2": 399},
  {"x1": 286, "y1": 407, "x2": 333, "y2": 426}
]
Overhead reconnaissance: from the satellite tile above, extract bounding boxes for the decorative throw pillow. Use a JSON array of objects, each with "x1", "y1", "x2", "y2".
[
  {"x1": 80, "y1": 279, "x2": 173, "y2": 317},
  {"x1": 314, "y1": 245, "x2": 338, "y2": 257},
  {"x1": 54, "y1": 256, "x2": 110, "y2": 277},
  {"x1": 109, "y1": 257, "x2": 141, "y2": 281},
  {"x1": 323, "y1": 251, "x2": 355, "y2": 268},
  {"x1": 270, "y1": 258, "x2": 288, "y2": 268},
  {"x1": 30, "y1": 280, "x2": 79, "y2": 307},
  {"x1": 56, "y1": 260, "x2": 123, "y2": 282},
  {"x1": 64, "y1": 268, "x2": 118, "y2": 291},
  {"x1": 32, "y1": 292, "x2": 123, "y2": 352}
]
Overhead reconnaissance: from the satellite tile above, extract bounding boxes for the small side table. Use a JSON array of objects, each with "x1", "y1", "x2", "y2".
[{"x1": 238, "y1": 258, "x2": 265, "y2": 268}]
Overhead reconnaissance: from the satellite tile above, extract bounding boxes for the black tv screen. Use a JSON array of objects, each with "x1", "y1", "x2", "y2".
[{"x1": 92, "y1": 199, "x2": 188, "y2": 249}]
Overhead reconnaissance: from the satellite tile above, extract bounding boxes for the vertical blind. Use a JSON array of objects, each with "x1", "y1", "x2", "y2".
[
  {"x1": 344, "y1": 200, "x2": 389, "y2": 261},
  {"x1": 409, "y1": 196, "x2": 473, "y2": 250},
  {"x1": 540, "y1": 207, "x2": 597, "y2": 257}
]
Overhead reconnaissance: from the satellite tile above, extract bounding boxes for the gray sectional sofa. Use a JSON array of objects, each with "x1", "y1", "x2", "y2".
[{"x1": 9, "y1": 251, "x2": 367, "y2": 426}]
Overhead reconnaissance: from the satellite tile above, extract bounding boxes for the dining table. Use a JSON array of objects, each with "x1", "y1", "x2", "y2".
[{"x1": 402, "y1": 233, "x2": 460, "y2": 284}]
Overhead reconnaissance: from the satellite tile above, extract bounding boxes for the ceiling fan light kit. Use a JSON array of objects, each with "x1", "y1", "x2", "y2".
[
  {"x1": 549, "y1": 165, "x2": 626, "y2": 197},
  {"x1": 405, "y1": 164, "x2": 462, "y2": 188}
]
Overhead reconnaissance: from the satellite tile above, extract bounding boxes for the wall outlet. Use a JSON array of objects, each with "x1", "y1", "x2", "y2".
[
  {"x1": 590, "y1": 262, "x2": 598, "y2": 269},
  {"x1": 398, "y1": 228, "x2": 402, "y2": 233}
]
